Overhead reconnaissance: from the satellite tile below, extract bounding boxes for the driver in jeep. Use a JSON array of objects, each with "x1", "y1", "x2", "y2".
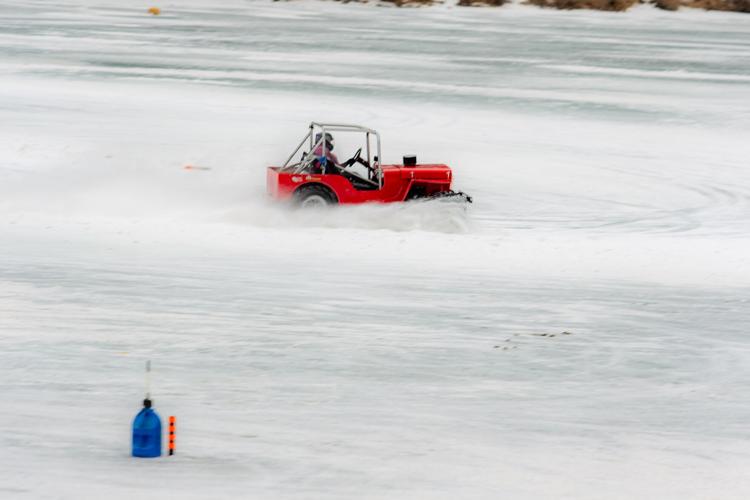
[
  {"x1": 312, "y1": 132, "x2": 340, "y2": 174},
  {"x1": 312, "y1": 132, "x2": 372, "y2": 176}
]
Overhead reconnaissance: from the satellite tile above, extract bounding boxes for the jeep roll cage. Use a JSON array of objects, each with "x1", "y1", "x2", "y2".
[{"x1": 280, "y1": 122, "x2": 383, "y2": 189}]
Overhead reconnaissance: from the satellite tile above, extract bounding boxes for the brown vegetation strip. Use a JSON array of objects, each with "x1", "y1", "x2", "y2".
[{"x1": 323, "y1": 0, "x2": 749, "y2": 11}]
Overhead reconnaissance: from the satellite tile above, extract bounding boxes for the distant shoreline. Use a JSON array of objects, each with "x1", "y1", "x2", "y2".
[{"x1": 312, "y1": 0, "x2": 749, "y2": 12}]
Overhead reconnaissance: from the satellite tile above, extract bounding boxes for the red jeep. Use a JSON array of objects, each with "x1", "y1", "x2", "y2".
[{"x1": 267, "y1": 122, "x2": 471, "y2": 207}]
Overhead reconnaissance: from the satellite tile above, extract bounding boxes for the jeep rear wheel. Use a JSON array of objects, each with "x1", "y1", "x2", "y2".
[{"x1": 294, "y1": 185, "x2": 337, "y2": 208}]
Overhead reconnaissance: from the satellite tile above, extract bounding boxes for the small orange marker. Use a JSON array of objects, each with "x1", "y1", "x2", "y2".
[
  {"x1": 148, "y1": 7, "x2": 161, "y2": 15},
  {"x1": 168, "y1": 416, "x2": 176, "y2": 456}
]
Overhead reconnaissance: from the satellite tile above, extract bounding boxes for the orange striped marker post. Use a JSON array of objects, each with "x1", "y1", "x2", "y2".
[{"x1": 168, "y1": 416, "x2": 176, "y2": 456}]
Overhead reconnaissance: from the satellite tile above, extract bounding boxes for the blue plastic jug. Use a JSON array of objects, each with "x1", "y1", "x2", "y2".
[{"x1": 132, "y1": 399, "x2": 162, "y2": 458}]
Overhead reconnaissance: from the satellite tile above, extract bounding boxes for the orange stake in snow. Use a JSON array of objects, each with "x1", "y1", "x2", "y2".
[{"x1": 168, "y1": 416, "x2": 176, "y2": 456}]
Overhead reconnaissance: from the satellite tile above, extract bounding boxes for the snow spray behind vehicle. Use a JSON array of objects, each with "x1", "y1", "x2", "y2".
[{"x1": 132, "y1": 360, "x2": 162, "y2": 458}]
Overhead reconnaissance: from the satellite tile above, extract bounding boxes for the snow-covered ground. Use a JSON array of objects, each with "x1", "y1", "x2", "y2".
[{"x1": 1, "y1": 1, "x2": 750, "y2": 498}]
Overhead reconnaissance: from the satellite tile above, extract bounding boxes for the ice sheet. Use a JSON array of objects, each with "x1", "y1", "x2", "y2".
[{"x1": 1, "y1": 1, "x2": 749, "y2": 499}]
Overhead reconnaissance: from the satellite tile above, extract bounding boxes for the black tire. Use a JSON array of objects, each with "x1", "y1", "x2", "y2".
[
  {"x1": 293, "y1": 184, "x2": 337, "y2": 208},
  {"x1": 407, "y1": 189, "x2": 472, "y2": 204},
  {"x1": 405, "y1": 185, "x2": 427, "y2": 200}
]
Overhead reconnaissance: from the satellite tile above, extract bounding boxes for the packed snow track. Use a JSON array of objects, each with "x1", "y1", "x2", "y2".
[{"x1": 1, "y1": 1, "x2": 749, "y2": 499}]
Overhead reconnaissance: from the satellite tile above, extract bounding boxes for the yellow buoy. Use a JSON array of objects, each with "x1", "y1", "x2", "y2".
[{"x1": 148, "y1": 7, "x2": 161, "y2": 15}]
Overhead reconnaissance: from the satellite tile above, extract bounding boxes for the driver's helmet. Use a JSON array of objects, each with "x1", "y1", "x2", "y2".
[{"x1": 315, "y1": 132, "x2": 334, "y2": 151}]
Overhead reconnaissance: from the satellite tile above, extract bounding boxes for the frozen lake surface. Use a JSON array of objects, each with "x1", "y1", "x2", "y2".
[{"x1": 1, "y1": 1, "x2": 750, "y2": 498}]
